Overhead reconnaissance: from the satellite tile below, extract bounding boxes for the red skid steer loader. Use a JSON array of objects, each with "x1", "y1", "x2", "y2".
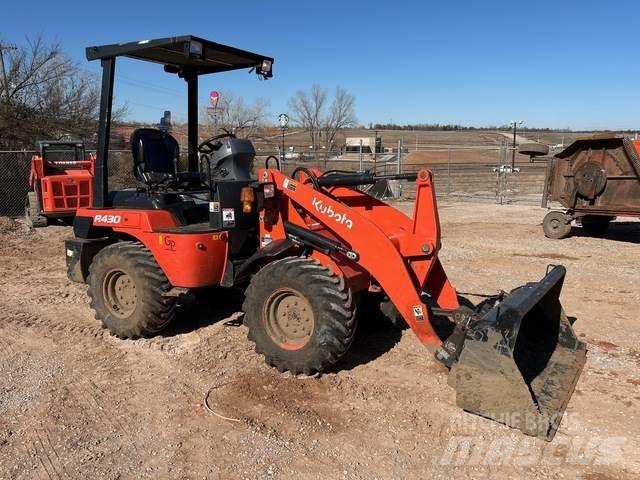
[
  {"x1": 26, "y1": 140, "x2": 94, "y2": 227},
  {"x1": 64, "y1": 35, "x2": 586, "y2": 441}
]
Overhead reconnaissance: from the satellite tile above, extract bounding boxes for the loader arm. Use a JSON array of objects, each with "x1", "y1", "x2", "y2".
[{"x1": 257, "y1": 168, "x2": 459, "y2": 347}]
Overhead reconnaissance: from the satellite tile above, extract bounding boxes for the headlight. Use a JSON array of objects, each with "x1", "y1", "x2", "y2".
[
  {"x1": 259, "y1": 58, "x2": 273, "y2": 77},
  {"x1": 188, "y1": 40, "x2": 203, "y2": 57}
]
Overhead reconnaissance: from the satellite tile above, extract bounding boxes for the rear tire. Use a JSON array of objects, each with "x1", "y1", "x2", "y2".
[
  {"x1": 24, "y1": 192, "x2": 47, "y2": 228},
  {"x1": 580, "y1": 215, "x2": 611, "y2": 235},
  {"x1": 243, "y1": 257, "x2": 357, "y2": 375},
  {"x1": 88, "y1": 241, "x2": 176, "y2": 339},
  {"x1": 543, "y1": 211, "x2": 571, "y2": 239}
]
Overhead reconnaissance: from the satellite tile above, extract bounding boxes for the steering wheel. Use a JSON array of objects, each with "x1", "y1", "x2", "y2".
[{"x1": 198, "y1": 132, "x2": 236, "y2": 154}]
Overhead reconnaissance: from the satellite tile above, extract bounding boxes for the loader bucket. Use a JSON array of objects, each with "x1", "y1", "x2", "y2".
[{"x1": 447, "y1": 266, "x2": 587, "y2": 441}]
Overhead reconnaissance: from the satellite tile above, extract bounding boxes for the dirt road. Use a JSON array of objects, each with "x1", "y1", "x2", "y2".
[
  {"x1": 496, "y1": 131, "x2": 533, "y2": 145},
  {"x1": 0, "y1": 203, "x2": 638, "y2": 479}
]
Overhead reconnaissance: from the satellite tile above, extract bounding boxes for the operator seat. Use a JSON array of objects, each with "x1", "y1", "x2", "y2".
[
  {"x1": 109, "y1": 128, "x2": 208, "y2": 224},
  {"x1": 130, "y1": 128, "x2": 178, "y2": 182}
]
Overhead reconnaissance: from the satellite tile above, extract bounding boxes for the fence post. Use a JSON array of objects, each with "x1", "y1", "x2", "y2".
[
  {"x1": 397, "y1": 139, "x2": 401, "y2": 174},
  {"x1": 282, "y1": 151, "x2": 286, "y2": 174},
  {"x1": 374, "y1": 151, "x2": 377, "y2": 175},
  {"x1": 359, "y1": 139, "x2": 363, "y2": 172},
  {"x1": 447, "y1": 147, "x2": 452, "y2": 195},
  {"x1": 496, "y1": 146, "x2": 504, "y2": 205}
]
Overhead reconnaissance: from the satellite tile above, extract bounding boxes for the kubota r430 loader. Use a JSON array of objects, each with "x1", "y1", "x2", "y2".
[{"x1": 64, "y1": 35, "x2": 586, "y2": 441}]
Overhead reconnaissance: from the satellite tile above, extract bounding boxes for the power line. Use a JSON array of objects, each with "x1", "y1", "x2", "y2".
[
  {"x1": 79, "y1": 65, "x2": 185, "y2": 97},
  {"x1": 117, "y1": 75, "x2": 184, "y2": 98}
]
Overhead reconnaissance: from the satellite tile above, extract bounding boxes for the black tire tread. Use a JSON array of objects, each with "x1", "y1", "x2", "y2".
[
  {"x1": 25, "y1": 192, "x2": 47, "y2": 228},
  {"x1": 243, "y1": 256, "x2": 356, "y2": 375},
  {"x1": 88, "y1": 241, "x2": 176, "y2": 339}
]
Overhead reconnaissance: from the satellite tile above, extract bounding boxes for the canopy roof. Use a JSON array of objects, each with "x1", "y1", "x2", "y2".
[{"x1": 85, "y1": 35, "x2": 273, "y2": 76}]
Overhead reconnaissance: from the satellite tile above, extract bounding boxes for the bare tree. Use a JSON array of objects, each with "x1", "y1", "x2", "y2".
[
  {"x1": 200, "y1": 91, "x2": 270, "y2": 139},
  {"x1": 323, "y1": 86, "x2": 357, "y2": 155},
  {"x1": 288, "y1": 85, "x2": 356, "y2": 161},
  {"x1": 288, "y1": 85, "x2": 326, "y2": 154},
  {"x1": 0, "y1": 36, "x2": 118, "y2": 149}
]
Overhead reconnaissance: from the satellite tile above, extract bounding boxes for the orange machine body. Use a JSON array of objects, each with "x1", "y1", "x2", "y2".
[
  {"x1": 256, "y1": 167, "x2": 459, "y2": 348},
  {"x1": 74, "y1": 207, "x2": 229, "y2": 288},
  {"x1": 29, "y1": 154, "x2": 94, "y2": 214},
  {"x1": 74, "y1": 166, "x2": 457, "y2": 347}
]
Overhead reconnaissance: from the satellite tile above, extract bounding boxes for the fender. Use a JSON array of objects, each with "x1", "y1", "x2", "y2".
[
  {"x1": 234, "y1": 239, "x2": 297, "y2": 284},
  {"x1": 65, "y1": 237, "x2": 110, "y2": 283}
]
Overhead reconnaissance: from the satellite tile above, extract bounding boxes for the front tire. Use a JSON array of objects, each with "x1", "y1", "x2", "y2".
[
  {"x1": 88, "y1": 241, "x2": 176, "y2": 339},
  {"x1": 243, "y1": 257, "x2": 357, "y2": 375}
]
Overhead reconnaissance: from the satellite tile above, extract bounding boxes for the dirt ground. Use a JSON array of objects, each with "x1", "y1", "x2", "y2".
[{"x1": 0, "y1": 203, "x2": 638, "y2": 480}]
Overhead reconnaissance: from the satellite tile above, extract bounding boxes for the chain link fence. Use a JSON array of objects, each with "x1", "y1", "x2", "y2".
[
  {"x1": 0, "y1": 151, "x2": 32, "y2": 216},
  {"x1": 0, "y1": 145, "x2": 547, "y2": 217},
  {"x1": 255, "y1": 144, "x2": 548, "y2": 205}
]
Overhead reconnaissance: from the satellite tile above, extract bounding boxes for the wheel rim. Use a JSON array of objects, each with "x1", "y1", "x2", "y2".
[
  {"x1": 263, "y1": 288, "x2": 314, "y2": 350},
  {"x1": 549, "y1": 218, "x2": 561, "y2": 231},
  {"x1": 103, "y1": 269, "x2": 137, "y2": 318}
]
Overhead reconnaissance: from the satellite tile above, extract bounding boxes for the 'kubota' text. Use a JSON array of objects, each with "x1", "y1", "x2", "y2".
[{"x1": 311, "y1": 197, "x2": 353, "y2": 229}]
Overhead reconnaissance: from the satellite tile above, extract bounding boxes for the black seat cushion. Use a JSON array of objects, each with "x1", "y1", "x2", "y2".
[{"x1": 130, "y1": 128, "x2": 179, "y2": 181}]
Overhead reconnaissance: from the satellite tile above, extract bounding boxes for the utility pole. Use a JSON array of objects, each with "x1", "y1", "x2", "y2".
[
  {"x1": 373, "y1": 129, "x2": 379, "y2": 164},
  {"x1": 509, "y1": 120, "x2": 523, "y2": 170},
  {"x1": 278, "y1": 113, "x2": 289, "y2": 167},
  {"x1": 0, "y1": 43, "x2": 17, "y2": 101}
]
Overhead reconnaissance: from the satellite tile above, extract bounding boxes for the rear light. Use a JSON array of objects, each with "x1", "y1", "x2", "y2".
[{"x1": 240, "y1": 186, "x2": 255, "y2": 213}]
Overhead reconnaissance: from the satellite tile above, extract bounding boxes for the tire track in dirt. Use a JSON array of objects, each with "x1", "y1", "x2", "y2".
[
  {"x1": 0, "y1": 336, "x2": 13, "y2": 371},
  {"x1": 65, "y1": 380, "x2": 142, "y2": 464},
  {"x1": 0, "y1": 298, "x2": 211, "y2": 359},
  {"x1": 0, "y1": 304, "x2": 160, "y2": 475},
  {"x1": 86, "y1": 378, "x2": 140, "y2": 455},
  {"x1": 28, "y1": 424, "x2": 68, "y2": 480},
  {"x1": 41, "y1": 424, "x2": 71, "y2": 479},
  {"x1": 24, "y1": 437, "x2": 57, "y2": 480},
  {"x1": 0, "y1": 306, "x2": 107, "y2": 341}
]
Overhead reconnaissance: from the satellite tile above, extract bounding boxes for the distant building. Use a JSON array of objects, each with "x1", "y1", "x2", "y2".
[{"x1": 344, "y1": 136, "x2": 383, "y2": 154}]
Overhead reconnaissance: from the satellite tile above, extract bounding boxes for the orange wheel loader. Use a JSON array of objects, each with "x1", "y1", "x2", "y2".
[{"x1": 64, "y1": 35, "x2": 586, "y2": 441}]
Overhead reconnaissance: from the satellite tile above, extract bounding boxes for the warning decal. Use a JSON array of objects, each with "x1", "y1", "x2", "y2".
[{"x1": 222, "y1": 208, "x2": 235, "y2": 227}]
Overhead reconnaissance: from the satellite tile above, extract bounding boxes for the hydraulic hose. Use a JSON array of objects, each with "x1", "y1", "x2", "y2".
[
  {"x1": 315, "y1": 172, "x2": 417, "y2": 188},
  {"x1": 291, "y1": 166, "x2": 320, "y2": 190}
]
